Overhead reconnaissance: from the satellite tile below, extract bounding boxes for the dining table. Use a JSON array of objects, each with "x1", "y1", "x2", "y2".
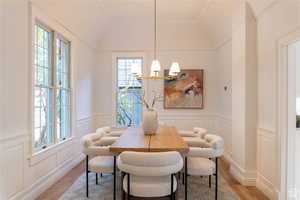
[{"x1": 109, "y1": 125, "x2": 189, "y2": 200}]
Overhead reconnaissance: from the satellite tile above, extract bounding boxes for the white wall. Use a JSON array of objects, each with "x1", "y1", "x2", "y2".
[
  {"x1": 288, "y1": 41, "x2": 300, "y2": 197},
  {"x1": 100, "y1": 19, "x2": 214, "y2": 51},
  {"x1": 96, "y1": 14, "x2": 220, "y2": 132},
  {"x1": 0, "y1": 0, "x2": 4, "y2": 138},
  {"x1": 230, "y1": 1, "x2": 257, "y2": 187},
  {"x1": 0, "y1": 1, "x2": 99, "y2": 199},
  {"x1": 255, "y1": 0, "x2": 300, "y2": 199},
  {"x1": 96, "y1": 49, "x2": 218, "y2": 132},
  {"x1": 215, "y1": 40, "x2": 232, "y2": 160},
  {"x1": 296, "y1": 41, "x2": 300, "y2": 115},
  {"x1": 95, "y1": 3, "x2": 234, "y2": 162}
]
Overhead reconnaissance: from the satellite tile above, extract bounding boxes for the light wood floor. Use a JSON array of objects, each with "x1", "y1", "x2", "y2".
[{"x1": 37, "y1": 157, "x2": 269, "y2": 200}]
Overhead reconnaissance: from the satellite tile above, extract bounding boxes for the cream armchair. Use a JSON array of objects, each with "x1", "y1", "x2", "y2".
[
  {"x1": 81, "y1": 133, "x2": 117, "y2": 198},
  {"x1": 184, "y1": 134, "x2": 224, "y2": 200},
  {"x1": 96, "y1": 126, "x2": 122, "y2": 146},
  {"x1": 95, "y1": 126, "x2": 125, "y2": 146},
  {"x1": 96, "y1": 126, "x2": 125, "y2": 137},
  {"x1": 117, "y1": 151, "x2": 183, "y2": 200},
  {"x1": 178, "y1": 127, "x2": 208, "y2": 147}
]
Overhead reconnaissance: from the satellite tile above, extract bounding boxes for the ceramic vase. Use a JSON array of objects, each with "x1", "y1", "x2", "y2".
[{"x1": 142, "y1": 109, "x2": 158, "y2": 135}]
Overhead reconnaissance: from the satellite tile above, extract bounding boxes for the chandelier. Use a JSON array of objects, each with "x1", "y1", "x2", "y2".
[{"x1": 131, "y1": 0, "x2": 181, "y2": 80}]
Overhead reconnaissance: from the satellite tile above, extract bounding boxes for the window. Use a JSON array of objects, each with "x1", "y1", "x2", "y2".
[
  {"x1": 116, "y1": 57, "x2": 143, "y2": 127},
  {"x1": 33, "y1": 23, "x2": 71, "y2": 151}
]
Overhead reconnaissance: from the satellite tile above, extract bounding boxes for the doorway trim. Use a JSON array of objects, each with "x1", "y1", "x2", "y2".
[{"x1": 278, "y1": 28, "x2": 300, "y2": 200}]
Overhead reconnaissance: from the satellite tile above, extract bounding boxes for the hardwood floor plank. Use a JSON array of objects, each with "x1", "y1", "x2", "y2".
[{"x1": 36, "y1": 161, "x2": 84, "y2": 200}]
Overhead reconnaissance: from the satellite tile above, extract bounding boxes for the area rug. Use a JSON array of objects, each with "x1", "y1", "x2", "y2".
[{"x1": 59, "y1": 172, "x2": 240, "y2": 200}]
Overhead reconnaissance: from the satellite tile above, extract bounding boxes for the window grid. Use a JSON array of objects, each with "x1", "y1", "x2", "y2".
[
  {"x1": 116, "y1": 57, "x2": 143, "y2": 127},
  {"x1": 33, "y1": 23, "x2": 72, "y2": 152}
]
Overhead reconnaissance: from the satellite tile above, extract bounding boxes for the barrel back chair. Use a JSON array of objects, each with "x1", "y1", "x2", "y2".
[
  {"x1": 81, "y1": 132, "x2": 117, "y2": 197},
  {"x1": 96, "y1": 126, "x2": 125, "y2": 137},
  {"x1": 179, "y1": 127, "x2": 208, "y2": 147},
  {"x1": 184, "y1": 134, "x2": 224, "y2": 200},
  {"x1": 117, "y1": 151, "x2": 183, "y2": 200},
  {"x1": 95, "y1": 126, "x2": 120, "y2": 146}
]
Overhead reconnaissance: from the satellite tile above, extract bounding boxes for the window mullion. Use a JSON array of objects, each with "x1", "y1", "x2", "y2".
[{"x1": 53, "y1": 32, "x2": 58, "y2": 144}]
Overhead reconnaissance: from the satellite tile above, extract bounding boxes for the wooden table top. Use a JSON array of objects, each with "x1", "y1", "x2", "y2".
[{"x1": 109, "y1": 126, "x2": 189, "y2": 153}]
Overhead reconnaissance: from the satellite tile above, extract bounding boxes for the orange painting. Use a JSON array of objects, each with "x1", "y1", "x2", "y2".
[{"x1": 164, "y1": 69, "x2": 204, "y2": 109}]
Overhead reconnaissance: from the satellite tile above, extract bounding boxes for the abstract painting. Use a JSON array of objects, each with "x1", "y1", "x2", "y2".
[{"x1": 164, "y1": 69, "x2": 204, "y2": 109}]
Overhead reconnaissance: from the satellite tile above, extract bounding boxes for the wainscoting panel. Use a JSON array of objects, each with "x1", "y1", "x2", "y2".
[
  {"x1": 1, "y1": 142, "x2": 24, "y2": 199},
  {"x1": 0, "y1": 116, "x2": 95, "y2": 200},
  {"x1": 159, "y1": 113, "x2": 217, "y2": 131},
  {"x1": 257, "y1": 127, "x2": 279, "y2": 199},
  {"x1": 94, "y1": 113, "x2": 218, "y2": 131},
  {"x1": 57, "y1": 141, "x2": 76, "y2": 166}
]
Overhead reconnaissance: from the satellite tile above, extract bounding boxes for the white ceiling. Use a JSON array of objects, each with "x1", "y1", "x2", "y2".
[{"x1": 31, "y1": 0, "x2": 274, "y2": 50}]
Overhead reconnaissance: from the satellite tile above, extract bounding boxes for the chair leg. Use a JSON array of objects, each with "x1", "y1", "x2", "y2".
[
  {"x1": 127, "y1": 174, "x2": 130, "y2": 200},
  {"x1": 215, "y1": 157, "x2": 218, "y2": 200},
  {"x1": 114, "y1": 156, "x2": 116, "y2": 200},
  {"x1": 171, "y1": 174, "x2": 174, "y2": 200},
  {"x1": 86, "y1": 155, "x2": 89, "y2": 198},
  {"x1": 185, "y1": 157, "x2": 188, "y2": 200},
  {"x1": 209, "y1": 175, "x2": 211, "y2": 188},
  {"x1": 96, "y1": 173, "x2": 98, "y2": 185},
  {"x1": 121, "y1": 172, "x2": 125, "y2": 200}
]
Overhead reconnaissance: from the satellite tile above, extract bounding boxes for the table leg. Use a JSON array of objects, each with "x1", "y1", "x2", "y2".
[
  {"x1": 114, "y1": 156, "x2": 116, "y2": 200},
  {"x1": 185, "y1": 157, "x2": 187, "y2": 200}
]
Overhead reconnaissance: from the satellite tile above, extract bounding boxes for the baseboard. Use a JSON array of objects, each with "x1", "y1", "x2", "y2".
[
  {"x1": 256, "y1": 173, "x2": 280, "y2": 200},
  {"x1": 229, "y1": 159, "x2": 257, "y2": 186},
  {"x1": 10, "y1": 154, "x2": 85, "y2": 200}
]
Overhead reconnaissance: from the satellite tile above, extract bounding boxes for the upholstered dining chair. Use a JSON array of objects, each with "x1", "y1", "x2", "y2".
[
  {"x1": 117, "y1": 151, "x2": 183, "y2": 200},
  {"x1": 81, "y1": 133, "x2": 117, "y2": 198},
  {"x1": 178, "y1": 127, "x2": 208, "y2": 147},
  {"x1": 95, "y1": 126, "x2": 122, "y2": 146},
  {"x1": 184, "y1": 134, "x2": 224, "y2": 200},
  {"x1": 96, "y1": 126, "x2": 125, "y2": 137}
]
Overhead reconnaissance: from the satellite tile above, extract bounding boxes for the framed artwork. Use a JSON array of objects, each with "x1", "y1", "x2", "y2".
[{"x1": 164, "y1": 69, "x2": 204, "y2": 109}]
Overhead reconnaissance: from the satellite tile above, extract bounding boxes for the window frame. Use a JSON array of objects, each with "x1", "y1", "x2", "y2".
[
  {"x1": 116, "y1": 57, "x2": 143, "y2": 127},
  {"x1": 32, "y1": 20, "x2": 73, "y2": 153},
  {"x1": 112, "y1": 53, "x2": 147, "y2": 127}
]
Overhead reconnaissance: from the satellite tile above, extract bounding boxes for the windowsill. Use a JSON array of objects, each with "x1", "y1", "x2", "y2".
[{"x1": 28, "y1": 136, "x2": 75, "y2": 166}]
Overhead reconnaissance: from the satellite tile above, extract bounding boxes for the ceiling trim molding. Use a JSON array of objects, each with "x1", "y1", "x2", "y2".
[
  {"x1": 253, "y1": 0, "x2": 279, "y2": 20},
  {"x1": 214, "y1": 37, "x2": 232, "y2": 50}
]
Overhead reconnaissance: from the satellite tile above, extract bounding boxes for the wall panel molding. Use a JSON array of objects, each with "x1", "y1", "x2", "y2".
[
  {"x1": 94, "y1": 112, "x2": 221, "y2": 132},
  {"x1": 254, "y1": 0, "x2": 279, "y2": 20},
  {"x1": 0, "y1": 133, "x2": 28, "y2": 144},
  {"x1": 257, "y1": 127, "x2": 276, "y2": 136},
  {"x1": 10, "y1": 154, "x2": 85, "y2": 200},
  {"x1": 230, "y1": 159, "x2": 257, "y2": 186},
  {"x1": 256, "y1": 172, "x2": 280, "y2": 200},
  {"x1": 257, "y1": 127, "x2": 278, "y2": 199},
  {"x1": 0, "y1": 116, "x2": 95, "y2": 200}
]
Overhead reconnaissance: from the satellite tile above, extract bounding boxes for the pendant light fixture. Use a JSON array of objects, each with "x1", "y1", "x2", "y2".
[{"x1": 132, "y1": 0, "x2": 181, "y2": 80}]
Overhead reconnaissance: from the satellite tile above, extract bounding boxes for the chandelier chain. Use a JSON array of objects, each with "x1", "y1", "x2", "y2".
[{"x1": 154, "y1": 0, "x2": 157, "y2": 60}]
